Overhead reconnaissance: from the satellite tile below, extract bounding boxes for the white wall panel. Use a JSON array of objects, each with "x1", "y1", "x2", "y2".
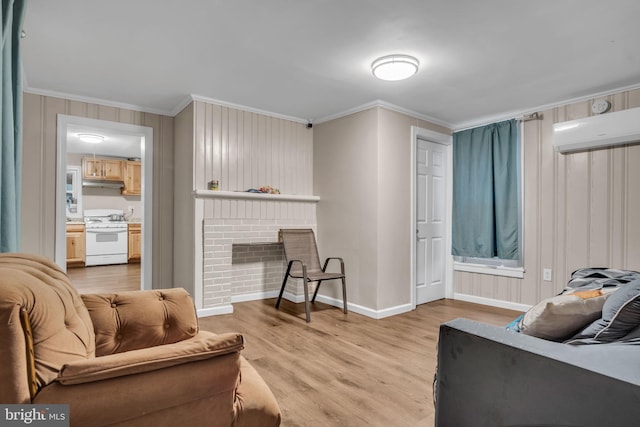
[{"x1": 193, "y1": 100, "x2": 312, "y2": 195}]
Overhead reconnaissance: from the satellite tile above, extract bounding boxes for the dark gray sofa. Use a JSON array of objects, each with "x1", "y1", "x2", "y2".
[{"x1": 435, "y1": 318, "x2": 640, "y2": 427}]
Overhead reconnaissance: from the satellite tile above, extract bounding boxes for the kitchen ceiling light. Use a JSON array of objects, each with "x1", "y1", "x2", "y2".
[
  {"x1": 78, "y1": 133, "x2": 104, "y2": 144},
  {"x1": 371, "y1": 54, "x2": 419, "y2": 81}
]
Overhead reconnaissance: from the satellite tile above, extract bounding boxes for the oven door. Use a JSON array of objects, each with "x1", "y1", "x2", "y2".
[{"x1": 85, "y1": 228, "x2": 128, "y2": 266}]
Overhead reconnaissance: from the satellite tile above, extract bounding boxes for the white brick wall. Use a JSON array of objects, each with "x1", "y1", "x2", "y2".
[{"x1": 202, "y1": 198, "x2": 316, "y2": 309}]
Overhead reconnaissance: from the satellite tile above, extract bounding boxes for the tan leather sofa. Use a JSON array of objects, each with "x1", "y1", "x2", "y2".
[{"x1": 0, "y1": 253, "x2": 281, "y2": 427}]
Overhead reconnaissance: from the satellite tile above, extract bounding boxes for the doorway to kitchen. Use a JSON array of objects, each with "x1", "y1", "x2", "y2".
[{"x1": 55, "y1": 115, "x2": 153, "y2": 292}]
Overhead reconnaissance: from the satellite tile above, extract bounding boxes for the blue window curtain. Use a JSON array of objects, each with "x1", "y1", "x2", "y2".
[
  {"x1": 452, "y1": 119, "x2": 519, "y2": 260},
  {"x1": 0, "y1": 0, "x2": 26, "y2": 252}
]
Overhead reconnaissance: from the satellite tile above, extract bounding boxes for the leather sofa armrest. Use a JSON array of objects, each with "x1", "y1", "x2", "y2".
[{"x1": 57, "y1": 331, "x2": 243, "y2": 385}]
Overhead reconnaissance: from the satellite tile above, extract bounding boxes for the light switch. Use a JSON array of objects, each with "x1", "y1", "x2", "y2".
[{"x1": 543, "y1": 268, "x2": 552, "y2": 282}]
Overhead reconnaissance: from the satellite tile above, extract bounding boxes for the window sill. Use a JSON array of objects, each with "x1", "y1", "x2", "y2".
[{"x1": 453, "y1": 262, "x2": 524, "y2": 279}]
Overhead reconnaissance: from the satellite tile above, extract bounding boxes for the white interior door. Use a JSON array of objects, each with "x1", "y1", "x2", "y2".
[{"x1": 416, "y1": 138, "x2": 448, "y2": 305}]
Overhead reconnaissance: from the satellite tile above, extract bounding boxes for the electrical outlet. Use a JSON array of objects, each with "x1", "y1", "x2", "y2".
[{"x1": 543, "y1": 268, "x2": 552, "y2": 282}]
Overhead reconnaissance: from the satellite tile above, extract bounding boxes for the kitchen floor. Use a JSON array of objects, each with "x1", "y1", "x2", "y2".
[{"x1": 67, "y1": 263, "x2": 141, "y2": 294}]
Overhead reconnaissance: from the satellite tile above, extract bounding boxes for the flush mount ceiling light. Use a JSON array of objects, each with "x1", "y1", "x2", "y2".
[
  {"x1": 371, "y1": 54, "x2": 419, "y2": 81},
  {"x1": 78, "y1": 133, "x2": 104, "y2": 144}
]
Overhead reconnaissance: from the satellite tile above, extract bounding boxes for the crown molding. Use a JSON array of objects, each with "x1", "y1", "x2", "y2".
[
  {"x1": 24, "y1": 80, "x2": 640, "y2": 131},
  {"x1": 314, "y1": 99, "x2": 453, "y2": 129},
  {"x1": 23, "y1": 86, "x2": 174, "y2": 117},
  {"x1": 170, "y1": 95, "x2": 195, "y2": 117},
  {"x1": 189, "y1": 94, "x2": 308, "y2": 124},
  {"x1": 453, "y1": 81, "x2": 640, "y2": 132}
]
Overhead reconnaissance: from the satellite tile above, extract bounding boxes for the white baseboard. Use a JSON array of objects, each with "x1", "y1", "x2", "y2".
[
  {"x1": 374, "y1": 303, "x2": 414, "y2": 319},
  {"x1": 315, "y1": 294, "x2": 413, "y2": 319},
  {"x1": 199, "y1": 292, "x2": 414, "y2": 320},
  {"x1": 280, "y1": 291, "x2": 305, "y2": 304},
  {"x1": 453, "y1": 293, "x2": 531, "y2": 313},
  {"x1": 231, "y1": 290, "x2": 280, "y2": 303},
  {"x1": 197, "y1": 305, "x2": 234, "y2": 317}
]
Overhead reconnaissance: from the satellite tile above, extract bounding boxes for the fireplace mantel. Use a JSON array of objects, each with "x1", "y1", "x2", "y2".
[{"x1": 194, "y1": 189, "x2": 319, "y2": 203}]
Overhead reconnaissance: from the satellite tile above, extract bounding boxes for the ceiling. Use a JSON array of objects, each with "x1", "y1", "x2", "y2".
[
  {"x1": 66, "y1": 124, "x2": 142, "y2": 158},
  {"x1": 22, "y1": 0, "x2": 640, "y2": 130}
]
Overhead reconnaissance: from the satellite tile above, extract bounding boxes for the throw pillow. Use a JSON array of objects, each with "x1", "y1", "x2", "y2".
[
  {"x1": 568, "y1": 279, "x2": 640, "y2": 343},
  {"x1": 519, "y1": 289, "x2": 610, "y2": 341}
]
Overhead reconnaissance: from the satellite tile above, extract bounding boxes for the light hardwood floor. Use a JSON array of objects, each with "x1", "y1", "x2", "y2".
[
  {"x1": 67, "y1": 263, "x2": 141, "y2": 294},
  {"x1": 200, "y1": 298, "x2": 522, "y2": 427},
  {"x1": 64, "y1": 267, "x2": 521, "y2": 426}
]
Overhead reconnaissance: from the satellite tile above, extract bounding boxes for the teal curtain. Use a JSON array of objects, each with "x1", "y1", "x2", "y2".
[
  {"x1": 0, "y1": 0, "x2": 26, "y2": 252},
  {"x1": 452, "y1": 119, "x2": 519, "y2": 259}
]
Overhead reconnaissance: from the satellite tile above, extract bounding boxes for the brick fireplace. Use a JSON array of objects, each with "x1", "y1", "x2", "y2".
[{"x1": 196, "y1": 190, "x2": 318, "y2": 314}]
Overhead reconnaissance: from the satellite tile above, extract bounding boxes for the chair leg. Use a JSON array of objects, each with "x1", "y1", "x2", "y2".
[
  {"x1": 341, "y1": 277, "x2": 348, "y2": 314},
  {"x1": 303, "y1": 279, "x2": 311, "y2": 323},
  {"x1": 311, "y1": 280, "x2": 323, "y2": 303},
  {"x1": 275, "y1": 276, "x2": 289, "y2": 309}
]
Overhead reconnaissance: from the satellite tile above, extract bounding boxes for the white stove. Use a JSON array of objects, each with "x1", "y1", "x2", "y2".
[{"x1": 84, "y1": 209, "x2": 129, "y2": 266}]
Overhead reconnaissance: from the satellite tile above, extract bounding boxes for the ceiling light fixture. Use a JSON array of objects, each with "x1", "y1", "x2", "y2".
[
  {"x1": 78, "y1": 133, "x2": 104, "y2": 144},
  {"x1": 371, "y1": 54, "x2": 419, "y2": 81}
]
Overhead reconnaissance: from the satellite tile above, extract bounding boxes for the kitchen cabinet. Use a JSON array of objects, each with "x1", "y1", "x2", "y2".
[
  {"x1": 82, "y1": 157, "x2": 124, "y2": 181},
  {"x1": 66, "y1": 223, "x2": 86, "y2": 267},
  {"x1": 128, "y1": 223, "x2": 141, "y2": 262},
  {"x1": 122, "y1": 161, "x2": 142, "y2": 195}
]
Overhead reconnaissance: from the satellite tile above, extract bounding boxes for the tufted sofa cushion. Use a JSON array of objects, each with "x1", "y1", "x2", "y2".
[
  {"x1": 81, "y1": 288, "x2": 199, "y2": 356},
  {"x1": 0, "y1": 253, "x2": 95, "y2": 403}
]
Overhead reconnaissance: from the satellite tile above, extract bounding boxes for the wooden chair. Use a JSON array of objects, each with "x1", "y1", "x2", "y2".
[{"x1": 275, "y1": 229, "x2": 347, "y2": 322}]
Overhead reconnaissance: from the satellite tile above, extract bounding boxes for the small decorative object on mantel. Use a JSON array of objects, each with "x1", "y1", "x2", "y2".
[
  {"x1": 246, "y1": 185, "x2": 280, "y2": 194},
  {"x1": 208, "y1": 180, "x2": 219, "y2": 190},
  {"x1": 259, "y1": 185, "x2": 280, "y2": 194}
]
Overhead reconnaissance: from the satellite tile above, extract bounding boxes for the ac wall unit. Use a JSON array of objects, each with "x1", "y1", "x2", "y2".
[{"x1": 553, "y1": 107, "x2": 640, "y2": 153}]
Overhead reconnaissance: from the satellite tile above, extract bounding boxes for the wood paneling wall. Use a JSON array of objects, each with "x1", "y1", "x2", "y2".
[
  {"x1": 172, "y1": 100, "x2": 314, "y2": 309},
  {"x1": 21, "y1": 93, "x2": 175, "y2": 289},
  {"x1": 454, "y1": 88, "x2": 640, "y2": 306},
  {"x1": 192, "y1": 100, "x2": 313, "y2": 196}
]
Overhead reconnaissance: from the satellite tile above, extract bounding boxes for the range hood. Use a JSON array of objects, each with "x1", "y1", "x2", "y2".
[{"x1": 82, "y1": 180, "x2": 124, "y2": 189}]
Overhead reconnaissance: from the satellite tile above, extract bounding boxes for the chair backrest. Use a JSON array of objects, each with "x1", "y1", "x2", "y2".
[
  {"x1": 0, "y1": 253, "x2": 95, "y2": 403},
  {"x1": 279, "y1": 229, "x2": 322, "y2": 275}
]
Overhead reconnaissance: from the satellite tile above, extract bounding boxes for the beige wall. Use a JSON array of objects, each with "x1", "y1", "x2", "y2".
[
  {"x1": 317, "y1": 93, "x2": 640, "y2": 313},
  {"x1": 377, "y1": 109, "x2": 450, "y2": 309},
  {"x1": 314, "y1": 106, "x2": 450, "y2": 313},
  {"x1": 454, "y1": 88, "x2": 640, "y2": 306},
  {"x1": 173, "y1": 103, "x2": 195, "y2": 294},
  {"x1": 21, "y1": 92, "x2": 175, "y2": 289},
  {"x1": 24, "y1": 86, "x2": 640, "y2": 313},
  {"x1": 314, "y1": 109, "x2": 380, "y2": 309}
]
